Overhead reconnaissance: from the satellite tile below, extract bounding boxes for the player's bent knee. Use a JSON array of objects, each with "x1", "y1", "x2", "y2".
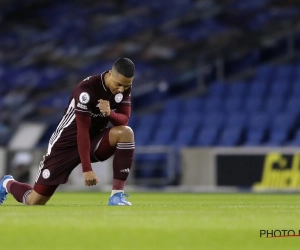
[
  {"x1": 122, "y1": 126, "x2": 134, "y2": 137},
  {"x1": 110, "y1": 126, "x2": 134, "y2": 141}
]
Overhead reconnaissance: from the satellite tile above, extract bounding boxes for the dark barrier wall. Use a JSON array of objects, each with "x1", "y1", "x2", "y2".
[{"x1": 217, "y1": 153, "x2": 300, "y2": 189}]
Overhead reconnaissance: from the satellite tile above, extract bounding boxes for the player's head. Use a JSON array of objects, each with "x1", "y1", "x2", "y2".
[
  {"x1": 113, "y1": 58, "x2": 135, "y2": 78},
  {"x1": 106, "y1": 58, "x2": 135, "y2": 94}
]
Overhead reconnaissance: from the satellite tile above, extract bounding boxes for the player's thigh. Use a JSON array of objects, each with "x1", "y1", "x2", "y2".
[
  {"x1": 92, "y1": 128, "x2": 115, "y2": 162},
  {"x1": 92, "y1": 126, "x2": 133, "y2": 162}
]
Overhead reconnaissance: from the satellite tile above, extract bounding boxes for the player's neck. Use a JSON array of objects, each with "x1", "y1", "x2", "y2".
[{"x1": 103, "y1": 72, "x2": 110, "y2": 88}]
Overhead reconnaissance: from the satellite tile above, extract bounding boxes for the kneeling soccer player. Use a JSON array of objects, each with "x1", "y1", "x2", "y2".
[{"x1": 0, "y1": 58, "x2": 135, "y2": 206}]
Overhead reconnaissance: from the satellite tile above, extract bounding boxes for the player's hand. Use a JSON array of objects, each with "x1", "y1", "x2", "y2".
[
  {"x1": 83, "y1": 171, "x2": 99, "y2": 186},
  {"x1": 98, "y1": 99, "x2": 110, "y2": 117}
]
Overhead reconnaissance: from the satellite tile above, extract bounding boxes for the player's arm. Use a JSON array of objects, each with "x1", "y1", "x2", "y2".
[
  {"x1": 74, "y1": 77, "x2": 100, "y2": 186},
  {"x1": 109, "y1": 105, "x2": 131, "y2": 126},
  {"x1": 98, "y1": 100, "x2": 130, "y2": 126},
  {"x1": 76, "y1": 114, "x2": 92, "y2": 172},
  {"x1": 76, "y1": 113, "x2": 99, "y2": 186},
  {"x1": 99, "y1": 88, "x2": 131, "y2": 126}
]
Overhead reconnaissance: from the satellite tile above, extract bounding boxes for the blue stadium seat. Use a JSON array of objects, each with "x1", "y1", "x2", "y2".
[
  {"x1": 227, "y1": 81, "x2": 248, "y2": 97},
  {"x1": 36, "y1": 92, "x2": 70, "y2": 110},
  {"x1": 173, "y1": 126, "x2": 197, "y2": 148},
  {"x1": 203, "y1": 98, "x2": 224, "y2": 113},
  {"x1": 226, "y1": 112, "x2": 248, "y2": 129},
  {"x1": 180, "y1": 112, "x2": 203, "y2": 129},
  {"x1": 271, "y1": 112, "x2": 297, "y2": 131},
  {"x1": 150, "y1": 126, "x2": 175, "y2": 145},
  {"x1": 285, "y1": 97, "x2": 300, "y2": 116},
  {"x1": 82, "y1": 62, "x2": 115, "y2": 75},
  {"x1": 224, "y1": 97, "x2": 244, "y2": 113},
  {"x1": 243, "y1": 129, "x2": 266, "y2": 146},
  {"x1": 182, "y1": 98, "x2": 204, "y2": 113},
  {"x1": 248, "y1": 112, "x2": 271, "y2": 131},
  {"x1": 37, "y1": 68, "x2": 66, "y2": 90},
  {"x1": 262, "y1": 96, "x2": 285, "y2": 115},
  {"x1": 128, "y1": 113, "x2": 138, "y2": 130},
  {"x1": 248, "y1": 79, "x2": 269, "y2": 97},
  {"x1": 243, "y1": 112, "x2": 271, "y2": 146},
  {"x1": 290, "y1": 80, "x2": 300, "y2": 97},
  {"x1": 203, "y1": 112, "x2": 226, "y2": 127},
  {"x1": 287, "y1": 129, "x2": 300, "y2": 146},
  {"x1": 268, "y1": 80, "x2": 290, "y2": 98},
  {"x1": 227, "y1": 0, "x2": 269, "y2": 12},
  {"x1": 272, "y1": 64, "x2": 294, "y2": 81},
  {"x1": 247, "y1": 12, "x2": 275, "y2": 31},
  {"x1": 136, "y1": 114, "x2": 158, "y2": 131},
  {"x1": 264, "y1": 129, "x2": 289, "y2": 146},
  {"x1": 217, "y1": 126, "x2": 243, "y2": 146},
  {"x1": 195, "y1": 126, "x2": 220, "y2": 146},
  {"x1": 12, "y1": 68, "x2": 41, "y2": 89},
  {"x1": 244, "y1": 96, "x2": 263, "y2": 113},
  {"x1": 134, "y1": 128, "x2": 153, "y2": 146},
  {"x1": 206, "y1": 81, "x2": 227, "y2": 98},
  {"x1": 262, "y1": 112, "x2": 297, "y2": 146},
  {"x1": 253, "y1": 64, "x2": 274, "y2": 82},
  {"x1": 163, "y1": 98, "x2": 183, "y2": 114},
  {"x1": 158, "y1": 113, "x2": 180, "y2": 128}
]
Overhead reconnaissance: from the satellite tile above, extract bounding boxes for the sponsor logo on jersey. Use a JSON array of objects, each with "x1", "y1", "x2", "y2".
[
  {"x1": 42, "y1": 169, "x2": 50, "y2": 179},
  {"x1": 77, "y1": 103, "x2": 87, "y2": 109},
  {"x1": 115, "y1": 93, "x2": 123, "y2": 103},
  {"x1": 120, "y1": 168, "x2": 130, "y2": 173},
  {"x1": 79, "y1": 92, "x2": 90, "y2": 104},
  {"x1": 91, "y1": 113, "x2": 106, "y2": 118}
]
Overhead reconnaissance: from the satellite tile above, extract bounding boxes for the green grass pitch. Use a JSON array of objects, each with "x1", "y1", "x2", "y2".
[{"x1": 1, "y1": 192, "x2": 300, "y2": 250}]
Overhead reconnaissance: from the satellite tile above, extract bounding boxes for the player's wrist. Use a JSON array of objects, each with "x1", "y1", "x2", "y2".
[{"x1": 82, "y1": 166, "x2": 93, "y2": 173}]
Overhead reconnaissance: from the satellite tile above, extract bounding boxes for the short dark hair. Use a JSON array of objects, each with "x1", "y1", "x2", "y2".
[{"x1": 113, "y1": 58, "x2": 135, "y2": 78}]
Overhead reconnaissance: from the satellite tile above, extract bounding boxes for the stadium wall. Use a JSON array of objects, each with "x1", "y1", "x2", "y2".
[
  {"x1": 181, "y1": 147, "x2": 300, "y2": 191},
  {"x1": 0, "y1": 148, "x2": 6, "y2": 178}
]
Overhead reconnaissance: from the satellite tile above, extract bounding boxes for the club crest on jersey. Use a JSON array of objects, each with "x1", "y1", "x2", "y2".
[
  {"x1": 79, "y1": 92, "x2": 90, "y2": 104},
  {"x1": 115, "y1": 93, "x2": 123, "y2": 103},
  {"x1": 42, "y1": 169, "x2": 50, "y2": 179}
]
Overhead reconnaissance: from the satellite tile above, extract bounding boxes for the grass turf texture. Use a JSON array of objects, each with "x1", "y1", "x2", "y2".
[{"x1": 1, "y1": 193, "x2": 300, "y2": 250}]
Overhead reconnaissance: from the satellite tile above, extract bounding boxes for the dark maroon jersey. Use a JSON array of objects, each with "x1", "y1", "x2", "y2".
[{"x1": 46, "y1": 71, "x2": 131, "y2": 154}]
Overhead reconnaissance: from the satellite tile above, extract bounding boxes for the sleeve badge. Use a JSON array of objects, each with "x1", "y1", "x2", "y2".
[{"x1": 79, "y1": 92, "x2": 90, "y2": 104}]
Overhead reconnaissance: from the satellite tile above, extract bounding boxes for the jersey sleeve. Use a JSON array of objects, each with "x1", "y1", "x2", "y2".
[
  {"x1": 76, "y1": 113, "x2": 93, "y2": 173},
  {"x1": 73, "y1": 77, "x2": 96, "y2": 117},
  {"x1": 72, "y1": 77, "x2": 96, "y2": 173},
  {"x1": 108, "y1": 87, "x2": 132, "y2": 126},
  {"x1": 119, "y1": 87, "x2": 131, "y2": 106},
  {"x1": 108, "y1": 105, "x2": 131, "y2": 126}
]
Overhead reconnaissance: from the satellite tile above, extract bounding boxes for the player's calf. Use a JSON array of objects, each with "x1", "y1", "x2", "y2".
[{"x1": 25, "y1": 190, "x2": 52, "y2": 205}]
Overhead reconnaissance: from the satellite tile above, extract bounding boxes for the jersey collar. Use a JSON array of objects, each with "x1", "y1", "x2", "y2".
[{"x1": 100, "y1": 71, "x2": 109, "y2": 91}]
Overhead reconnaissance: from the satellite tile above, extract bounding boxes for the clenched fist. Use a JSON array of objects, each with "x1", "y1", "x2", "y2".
[
  {"x1": 98, "y1": 99, "x2": 110, "y2": 117},
  {"x1": 83, "y1": 171, "x2": 99, "y2": 186}
]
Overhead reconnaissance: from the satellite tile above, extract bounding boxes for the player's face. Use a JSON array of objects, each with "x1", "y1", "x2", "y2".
[{"x1": 108, "y1": 70, "x2": 133, "y2": 94}]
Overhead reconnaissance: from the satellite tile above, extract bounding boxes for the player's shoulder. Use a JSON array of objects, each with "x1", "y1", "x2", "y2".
[
  {"x1": 75, "y1": 74, "x2": 103, "y2": 93},
  {"x1": 72, "y1": 75, "x2": 100, "y2": 101},
  {"x1": 80, "y1": 74, "x2": 102, "y2": 85}
]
